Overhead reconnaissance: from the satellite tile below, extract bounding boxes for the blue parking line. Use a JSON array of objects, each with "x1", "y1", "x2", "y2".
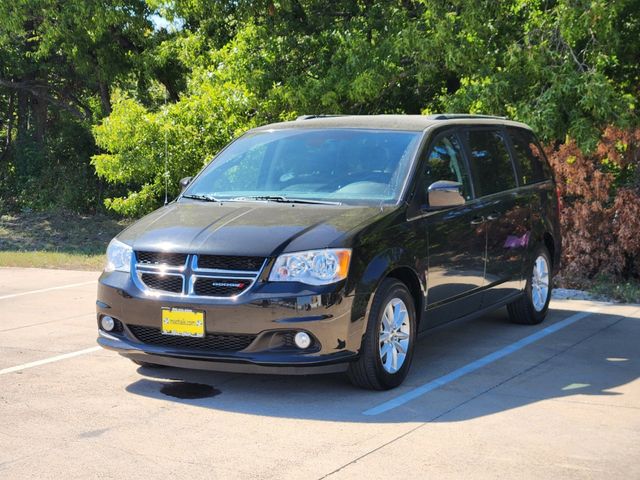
[{"x1": 363, "y1": 308, "x2": 599, "y2": 416}]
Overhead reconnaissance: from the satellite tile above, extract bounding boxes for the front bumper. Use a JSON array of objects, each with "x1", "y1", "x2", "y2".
[{"x1": 96, "y1": 271, "x2": 368, "y2": 374}]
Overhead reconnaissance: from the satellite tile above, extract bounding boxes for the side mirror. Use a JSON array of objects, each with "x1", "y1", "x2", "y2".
[
  {"x1": 427, "y1": 180, "x2": 465, "y2": 209},
  {"x1": 179, "y1": 176, "x2": 193, "y2": 192}
]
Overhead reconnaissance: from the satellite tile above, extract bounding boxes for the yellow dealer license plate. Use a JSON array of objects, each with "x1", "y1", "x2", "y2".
[{"x1": 161, "y1": 308, "x2": 205, "y2": 338}]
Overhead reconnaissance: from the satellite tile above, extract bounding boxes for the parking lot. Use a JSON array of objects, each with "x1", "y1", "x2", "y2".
[{"x1": 1, "y1": 267, "x2": 638, "y2": 479}]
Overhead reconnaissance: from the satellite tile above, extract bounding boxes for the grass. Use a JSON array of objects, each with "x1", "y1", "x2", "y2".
[
  {"x1": 589, "y1": 277, "x2": 640, "y2": 304},
  {"x1": 0, "y1": 211, "x2": 132, "y2": 271},
  {"x1": 0, "y1": 250, "x2": 106, "y2": 270}
]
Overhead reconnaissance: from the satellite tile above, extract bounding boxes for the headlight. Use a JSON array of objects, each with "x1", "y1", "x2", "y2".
[
  {"x1": 105, "y1": 238, "x2": 133, "y2": 273},
  {"x1": 269, "y1": 248, "x2": 351, "y2": 285}
]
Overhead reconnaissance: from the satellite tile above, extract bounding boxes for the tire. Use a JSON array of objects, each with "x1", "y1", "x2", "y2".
[
  {"x1": 348, "y1": 278, "x2": 417, "y2": 390},
  {"x1": 131, "y1": 359, "x2": 165, "y2": 368},
  {"x1": 508, "y1": 245, "x2": 552, "y2": 325}
]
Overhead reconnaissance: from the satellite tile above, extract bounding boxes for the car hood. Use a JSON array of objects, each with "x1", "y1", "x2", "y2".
[{"x1": 118, "y1": 200, "x2": 389, "y2": 256}]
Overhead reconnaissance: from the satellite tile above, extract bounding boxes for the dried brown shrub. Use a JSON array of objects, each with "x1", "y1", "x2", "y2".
[{"x1": 545, "y1": 126, "x2": 640, "y2": 285}]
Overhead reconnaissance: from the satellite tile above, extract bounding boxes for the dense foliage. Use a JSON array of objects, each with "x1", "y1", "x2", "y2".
[
  {"x1": 92, "y1": 0, "x2": 640, "y2": 215},
  {"x1": 1, "y1": 0, "x2": 639, "y2": 282},
  {"x1": 547, "y1": 127, "x2": 640, "y2": 283},
  {"x1": 0, "y1": 0, "x2": 153, "y2": 211}
]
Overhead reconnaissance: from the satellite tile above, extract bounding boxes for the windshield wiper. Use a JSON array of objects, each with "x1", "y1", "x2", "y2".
[
  {"x1": 181, "y1": 194, "x2": 221, "y2": 202},
  {"x1": 233, "y1": 195, "x2": 342, "y2": 206}
]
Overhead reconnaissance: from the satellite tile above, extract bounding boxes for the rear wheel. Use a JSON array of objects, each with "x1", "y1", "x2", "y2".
[
  {"x1": 348, "y1": 279, "x2": 416, "y2": 390},
  {"x1": 508, "y1": 246, "x2": 552, "y2": 325}
]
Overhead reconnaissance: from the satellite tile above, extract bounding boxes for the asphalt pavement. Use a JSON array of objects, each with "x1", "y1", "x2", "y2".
[{"x1": 1, "y1": 267, "x2": 638, "y2": 479}]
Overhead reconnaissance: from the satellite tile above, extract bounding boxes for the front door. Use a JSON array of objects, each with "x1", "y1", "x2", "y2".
[{"x1": 416, "y1": 131, "x2": 486, "y2": 328}]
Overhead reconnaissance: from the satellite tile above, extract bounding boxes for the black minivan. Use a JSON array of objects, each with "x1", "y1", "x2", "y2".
[{"x1": 97, "y1": 114, "x2": 561, "y2": 390}]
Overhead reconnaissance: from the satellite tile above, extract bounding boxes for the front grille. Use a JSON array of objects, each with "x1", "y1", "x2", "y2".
[
  {"x1": 136, "y1": 251, "x2": 187, "y2": 267},
  {"x1": 193, "y1": 277, "x2": 250, "y2": 297},
  {"x1": 197, "y1": 255, "x2": 266, "y2": 272},
  {"x1": 128, "y1": 325, "x2": 256, "y2": 352},
  {"x1": 133, "y1": 252, "x2": 264, "y2": 297},
  {"x1": 140, "y1": 273, "x2": 183, "y2": 293}
]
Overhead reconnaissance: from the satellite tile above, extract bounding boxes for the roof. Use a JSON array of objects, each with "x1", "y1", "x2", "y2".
[{"x1": 251, "y1": 114, "x2": 532, "y2": 133}]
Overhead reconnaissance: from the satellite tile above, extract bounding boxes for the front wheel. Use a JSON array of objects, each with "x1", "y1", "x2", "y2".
[
  {"x1": 348, "y1": 279, "x2": 417, "y2": 390},
  {"x1": 508, "y1": 245, "x2": 552, "y2": 325}
]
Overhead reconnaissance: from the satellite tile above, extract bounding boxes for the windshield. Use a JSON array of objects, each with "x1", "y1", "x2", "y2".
[{"x1": 182, "y1": 128, "x2": 421, "y2": 205}]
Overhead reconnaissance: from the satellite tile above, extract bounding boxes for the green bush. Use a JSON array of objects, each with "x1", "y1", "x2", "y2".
[{"x1": 92, "y1": 80, "x2": 261, "y2": 216}]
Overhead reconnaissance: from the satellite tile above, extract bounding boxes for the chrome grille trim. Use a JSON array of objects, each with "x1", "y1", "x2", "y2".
[
  {"x1": 192, "y1": 255, "x2": 268, "y2": 277},
  {"x1": 132, "y1": 252, "x2": 266, "y2": 299},
  {"x1": 196, "y1": 254, "x2": 266, "y2": 272},
  {"x1": 136, "y1": 251, "x2": 188, "y2": 269},
  {"x1": 190, "y1": 275, "x2": 252, "y2": 297},
  {"x1": 139, "y1": 272, "x2": 184, "y2": 294}
]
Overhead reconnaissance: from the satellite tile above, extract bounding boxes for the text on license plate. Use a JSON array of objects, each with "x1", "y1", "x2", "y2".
[{"x1": 161, "y1": 308, "x2": 205, "y2": 338}]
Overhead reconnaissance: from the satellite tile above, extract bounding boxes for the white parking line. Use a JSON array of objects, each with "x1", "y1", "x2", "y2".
[
  {"x1": 363, "y1": 308, "x2": 600, "y2": 416},
  {"x1": 0, "y1": 346, "x2": 101, "y2": 375},
  {"x1": 0, "y1": 281, "x2": 97, "y2": 300}
]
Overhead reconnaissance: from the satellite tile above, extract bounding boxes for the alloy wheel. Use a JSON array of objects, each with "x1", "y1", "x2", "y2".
[
  {"x1": 531, "y1": 255, "x2": 550, "y2": 312},
  {"x1": 379, "y1": 298, "x2": 411, "y2": 374}
]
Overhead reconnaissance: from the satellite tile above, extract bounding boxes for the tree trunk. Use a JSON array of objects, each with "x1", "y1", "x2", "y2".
[
  {"x1": 99, "y1": 80, "x2": 111, "y2": 116},
  {"x1": 0, "y1": 92, "x2": 15, "y2": 162},
  {"x1": 15, "y1": 89, "x2": 30, "y2": 176},
  {"x1": 32, "y1": 94, "x2": 47, "y2": 147},
  {"x1": 5, "y1": 92, "x2": 14, "y2": 149},
  {"x1": 16, "y1": 90, "x2": 29, "y2": 140}
]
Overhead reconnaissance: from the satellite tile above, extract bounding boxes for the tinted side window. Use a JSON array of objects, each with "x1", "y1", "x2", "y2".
[
  {"x1": 465, "y1": 129, "x2": 516, "y2": 196},
  {"x1": 423, "y1": 133, "x2": 472, "y2": 200},
  {"x1": 508, "y1": 128, "x2": 552, "y2": 185}
]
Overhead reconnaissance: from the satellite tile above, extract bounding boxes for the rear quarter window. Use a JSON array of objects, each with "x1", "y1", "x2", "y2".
[
  {"x1": 464, "y1": 129, "x2": 517, "y2": 196},
  {"x1": 507, "y1": 128, "x2": 552, "y2": 185}
]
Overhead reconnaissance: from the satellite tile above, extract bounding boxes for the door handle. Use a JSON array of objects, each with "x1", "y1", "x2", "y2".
[
  {"x1": 470, "y1": 216, "x2": 485, "y2": 225},
  {"x1": 487, "y1": 213, "x2": 501, "y2": 221}
]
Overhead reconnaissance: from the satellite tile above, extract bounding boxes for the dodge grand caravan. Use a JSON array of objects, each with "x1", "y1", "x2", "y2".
[{"x1": 97, "y1": 114, "x2": 561, "y2": 390}]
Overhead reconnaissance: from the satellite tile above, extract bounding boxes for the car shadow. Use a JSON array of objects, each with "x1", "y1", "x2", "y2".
[{"x1": 124, "y1": 305, "x2": 639, "y2": 423}]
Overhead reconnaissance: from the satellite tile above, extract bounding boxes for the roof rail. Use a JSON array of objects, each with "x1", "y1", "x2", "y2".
[
  {"x1": 426, "y1": 114, "x2": 507, "y2": 120},
  {"x1": 296, "y1": 114, "x2": 346, "y2": 121}
]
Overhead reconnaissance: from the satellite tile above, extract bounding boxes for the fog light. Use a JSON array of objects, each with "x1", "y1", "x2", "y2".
[
  {"x1": 294, "y1": 331, "x2": 312, "y2": 349},
  {"x1": 101, "y1": 315, "x2": 116, "y2": 332}
]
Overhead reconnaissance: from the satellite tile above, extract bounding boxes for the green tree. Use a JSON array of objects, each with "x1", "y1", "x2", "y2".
[
  {"x1": 0, "y1": 0, "x2": 151, "y2": 210},
  {"x1": 2, "y1": 0, "x2": 638, "y2": 215},
  {"x1": 93, "y1": 78, "x2": 261, "y2": 216}
]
